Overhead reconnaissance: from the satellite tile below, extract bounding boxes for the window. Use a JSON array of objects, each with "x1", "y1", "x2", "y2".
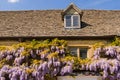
[
  {"x1": 66, "y1": 16, "x2": 71, "y2": 27},
  {"x1": 64, "y1": 15, "x2": 80, "y2": 28},
  {"x1": 69, "y1": 47, "x2": 77, "y2": 57},
  {"x1": 80, "y1": 48, "x2": 87, "y2": 59},
  {"x1": 73, "y1": 16, "x2": 79, "y2": 26},
  {"x1": 69, "y1": 47, "x2": 88, "y2": 59}
]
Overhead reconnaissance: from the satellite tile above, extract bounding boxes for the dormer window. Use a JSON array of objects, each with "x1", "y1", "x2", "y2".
[
  {"x1": 65, "y1": 15, "x2": 80, "y2": 28},
  {"x1": 63, "y1": 3, "x2": 82, "y2": 29}
]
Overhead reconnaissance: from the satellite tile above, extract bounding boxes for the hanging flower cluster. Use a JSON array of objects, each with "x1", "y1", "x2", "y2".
[
  {"x1": 0, "y1": 38, "x2": 120, "y2": 80},
  {"x1": 81, "y1": 46, "x2": 120, "y2": 80},
  {"x1": 0, "y1": 39, "x2": 74, "y2": 80}
]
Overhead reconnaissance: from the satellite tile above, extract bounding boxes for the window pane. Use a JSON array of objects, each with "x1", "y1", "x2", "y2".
[
  {"x1": 73, "y1": 16, "x2": 79, "y2": 26},
  {"x1": 80, "y1": 48, "x2": 87, "y2": 59},
  {"x1": 69, "y1": 47, "x2": 77, "y2": 57},
  {"x1": 66, "y1": 16, "x2": 71, "y2": 27}
]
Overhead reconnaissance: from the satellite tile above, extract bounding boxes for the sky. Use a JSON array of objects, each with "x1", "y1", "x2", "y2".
[{"x1": 0, "y1": 0, "x2": 120, "y2": 11}]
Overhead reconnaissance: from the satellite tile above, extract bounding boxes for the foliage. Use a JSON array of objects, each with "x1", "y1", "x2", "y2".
[
  {"x1": 81, "y1": 37, "x2": 120, "y2": 79},
  {"x1": 92, "y1": 42, "x2": 105, "y2": 50},
  {"x1": 0, "y1": 38, "x2": 83, "y2": 80},
  {"x1": 83, "y1": 45, "x2": 120, "y2": 80},
  {"x1": 1, "y1": 38, "x2": 120, "y2": 80},
  {"x1": 111, "y1": 37, "x2": 120, "y2": 46}
]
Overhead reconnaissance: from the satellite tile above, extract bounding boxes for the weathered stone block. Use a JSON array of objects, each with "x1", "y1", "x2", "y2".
[{"x1": 57, "y1": 75, "x2": 102, "y2": 80}]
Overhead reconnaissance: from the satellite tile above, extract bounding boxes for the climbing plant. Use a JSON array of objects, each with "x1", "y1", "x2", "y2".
[{"x1": 0, "y1": 37, "x2": 120, "y2": 80}]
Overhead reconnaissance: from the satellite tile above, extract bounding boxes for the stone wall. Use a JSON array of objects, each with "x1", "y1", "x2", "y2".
[
  {"x1": 57, "y1": 75, "x2": 102, "y2": 80},
  {"x1": 0, "y1": 39, "x2": 110, "y2": 58},
  {"x1": 67, "y1": 39, "x2": 110, "y2": 58},
  {"x1": 0, "y1": 39, "x2": 111, "y2": 58},
  {"x1": 0, "y1": 40, "x2": 19, "y2": 46}
]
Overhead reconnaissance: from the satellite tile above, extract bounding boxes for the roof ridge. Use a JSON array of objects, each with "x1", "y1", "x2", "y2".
[{"x1": 0, "y1": 9, "x2": 63, "y2": 12}]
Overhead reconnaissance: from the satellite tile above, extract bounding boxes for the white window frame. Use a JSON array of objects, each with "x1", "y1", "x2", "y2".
[
  {"x1": 64, "y1": 15, "x2": 80, "y2": 28},
  {"x1": 69, "y1": 47, "x2": 88, "y2": 59}
]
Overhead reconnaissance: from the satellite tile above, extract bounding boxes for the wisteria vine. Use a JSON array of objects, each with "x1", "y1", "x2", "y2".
[
  {"x1": 0, "y1": 39, "x2": 74, "y2": 80},
  {"x1": 82, "y1": 46, "x2": 120, "y2": 80},
  {"x1": 0, "y1": 38, "x2": 120, "y2": 80}
]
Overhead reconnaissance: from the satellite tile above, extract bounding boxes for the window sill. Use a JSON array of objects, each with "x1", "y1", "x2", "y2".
[{"x1": 65, "y1": 27, "x2": 81, "y2": 29}]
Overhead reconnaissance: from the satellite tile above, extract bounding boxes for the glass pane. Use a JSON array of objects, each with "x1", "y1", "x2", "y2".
[
  {"x1": 66, "y1": 15, "x2": 71, "y2": 27},
  {"x1": 69, "y1": 47, "x2": 77, "y2": 57},
  {"x1": 80, "y1": 48, "x2": 88, "y2": 59},
  {"x1": 73, "y1": 16, "x2": 79, "y2": 27}
]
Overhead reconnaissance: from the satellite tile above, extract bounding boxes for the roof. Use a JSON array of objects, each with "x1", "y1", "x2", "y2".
[
  {"x1": 63, "y1": 3, "x2": 82, "y2": 15},
  {"x1": 0, "y1": 8, "x2": 120, "y2": 38}
]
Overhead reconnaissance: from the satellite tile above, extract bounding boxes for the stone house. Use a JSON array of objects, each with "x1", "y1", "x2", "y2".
[{"x1": 0, "y1": 3, "x2": 120, "y2": 59}]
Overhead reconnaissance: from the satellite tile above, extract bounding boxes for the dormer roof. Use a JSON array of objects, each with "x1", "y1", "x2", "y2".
[{"x1": 63, "y1": 3, "x2": 82, "y2": 15}]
